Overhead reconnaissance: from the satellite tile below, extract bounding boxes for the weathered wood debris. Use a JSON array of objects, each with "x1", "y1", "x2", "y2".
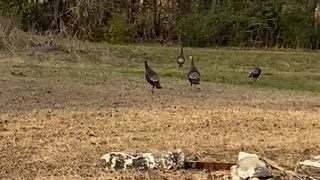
[{"x1": 99, "y1": 149, "x2": 320, "y2": 180}]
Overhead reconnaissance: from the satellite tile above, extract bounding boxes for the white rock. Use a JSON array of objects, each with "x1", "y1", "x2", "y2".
[
  {"x1": 231, "y1": 152, "x2": 273, "y2": 180},
  {"x1": 295, "y1": 155, "x2": 320, "y2": 176},
  {"x1": 298, "y1": 159, "x2": 320, "y2": 168}
]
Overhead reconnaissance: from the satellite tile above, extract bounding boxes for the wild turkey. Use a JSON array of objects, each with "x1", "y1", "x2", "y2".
[
  {"x1": 176, "y1": 46, "x2": 185, "y2": 68},
  {"x1": 144, "y1": 60, "x2": 162, "y2": 94},
  {"x1": 248, "y1": 66, "x2": 262, "y2": 81},
  {"x1": 188, "y1": 56, "x2": 200, "y2": 88}
]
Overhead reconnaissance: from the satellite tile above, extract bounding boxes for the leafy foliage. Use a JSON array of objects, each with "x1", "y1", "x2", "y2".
[
  {"x1": 107, "y1": 13, "x2": 128, "y2": 43},
  {"x1": 0, "y1": 0, "x2": 319, "y2": 49}
]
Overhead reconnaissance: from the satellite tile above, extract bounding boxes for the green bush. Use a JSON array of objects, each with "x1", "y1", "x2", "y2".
[
  {"x1": 177, "y1": 11, "x2": 247, "y2": 47},
  {"x1": 177, "y1": 12, "x2": 217, "y2": 47},
  {"x1": 176, "y1": 1, "x2": 315, "y2": 48},
  {"x1": 0, "y1": 0, "x2": 318, "y2": 49},
  {"x1": 278, "y1": 4, "x2": 313, "y2": 48},
  {"x1": 106, "y1": 13, "x2": 128, "y2": 43},
  {"x1": 0, "y1": 0, "x2": 38, "y2": 31}
]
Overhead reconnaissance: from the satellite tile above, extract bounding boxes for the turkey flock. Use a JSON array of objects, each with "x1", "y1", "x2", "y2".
[{"x1": 144, "y1": 46, "x2": 262, "y2": 94}]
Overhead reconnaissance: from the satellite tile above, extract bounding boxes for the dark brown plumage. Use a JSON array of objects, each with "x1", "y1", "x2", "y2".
[
  {"x1": 248, "y1": 66, "x2": 262, "y2": 81},
  {"x1": 177, "y1": 46, "x2": 185, "y2": 68},
  {"x1": 188, "y1": 56, "x2": 200, "y2": 88},
  {"x1": 144, "y1": 60, "x2": 162, "y2": 94}
]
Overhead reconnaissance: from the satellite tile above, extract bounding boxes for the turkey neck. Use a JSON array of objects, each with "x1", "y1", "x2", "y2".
[
  {"x1": 190, "y1": 58, "x2": 198, "y2": 72},
  {"x1": 144, "y1": 61, "x2": 150, "y2": 70},
  {"x1": 191, "y1": 59, "x2": 195, "y2": 68}
]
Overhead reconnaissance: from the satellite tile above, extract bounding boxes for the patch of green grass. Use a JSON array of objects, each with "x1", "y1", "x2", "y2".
[
  {"x1": 94, "y1": 44, "x2": 320, "y2": 93},
  {"x1": 3, "y1": 44, "x2": 320, "y2": 93}
]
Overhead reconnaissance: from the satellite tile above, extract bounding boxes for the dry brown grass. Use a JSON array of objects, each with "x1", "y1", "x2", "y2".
[
  {"x1": 0, "y1": 15, "x2": 59, "y2": 57},
  {"x1": 1, "y1": 53, "x2": 320, "y2": 180}
]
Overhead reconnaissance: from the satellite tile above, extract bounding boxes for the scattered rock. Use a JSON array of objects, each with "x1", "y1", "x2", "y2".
[
  {"x1": 230, "y1": 152, "x2": 273, "y2": 180},
  {"x1": 98, "y1": 149, "x2": 320, "y2": 180},
  {"x1": 0, "y1": 120, "x2": 8, "y2": 131},
  {"x1": 10, "y1": 70, "x2": 26, "y2": 77},
  {"x1": 295, "y1": 155, "x2": 320, "y2": 176},
  {"x1": 99, "y1": 149, "x2": 185, "y2": 171}
]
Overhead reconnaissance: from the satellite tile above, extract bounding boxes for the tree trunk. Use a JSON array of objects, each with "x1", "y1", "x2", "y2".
[
  {"x1": 153, "y1": 0, "x2": 160, "y2": 37},
  {"x1": 50, "y1": 0, "x2": 61, "y2": 30},
  {"x1": 128, "y1": 0, "x2": 137, "y2": 24},
  {"x1": 307, "y1": 0, "x2": 319, "y2": 49},
  {"x1": 211, "y1": 0, "x2": 218, "y2": 13},
  {"x1": 314, "y1": 0, "x2": 320, "y2": 49}
]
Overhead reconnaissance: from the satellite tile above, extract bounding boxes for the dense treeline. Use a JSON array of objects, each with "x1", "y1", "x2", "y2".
[{"x1": 1, "y1": 0, "x2": 320, "y2": 49}]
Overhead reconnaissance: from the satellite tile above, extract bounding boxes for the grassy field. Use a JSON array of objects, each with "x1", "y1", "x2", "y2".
[
  {"x1": 0, "y1": 43, "x2": 320, "y2": 180},
  {"x1": 5, "y1": 42, "x2": 320, "y2": 93}
]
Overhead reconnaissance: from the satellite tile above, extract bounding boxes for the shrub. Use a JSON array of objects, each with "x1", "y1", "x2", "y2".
[{"x1": 107, "y1": 13, "x2": 128, "y2": 43}]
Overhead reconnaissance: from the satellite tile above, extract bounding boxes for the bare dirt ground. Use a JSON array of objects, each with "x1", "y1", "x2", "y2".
[{"x1": 1, "y1": 55, "x2": 320, "y2": 180}]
